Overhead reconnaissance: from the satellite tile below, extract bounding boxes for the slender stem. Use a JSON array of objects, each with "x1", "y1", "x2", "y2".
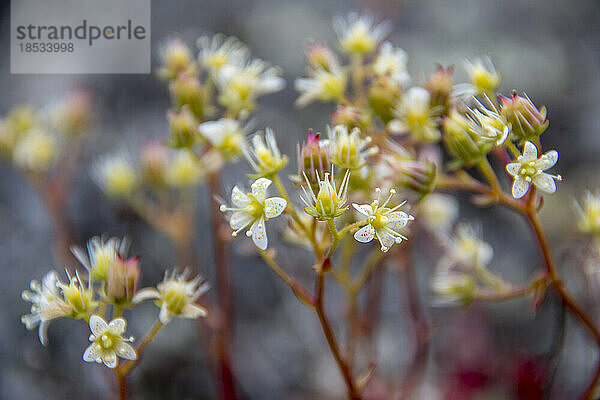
[
  {"x1": 118, "y1": 320, "x2": 164, "y2": 376},
  {"x1": 477, "y1": 157, "x2": 502, "y2": 195},
  {"x1": 583, "y1": 360, "x2": 600, "y2": 400},
  {"x1": 207, "y1": 172, "x2": 237, "y2": 400},
  {"x1": 117, "y1": 372, "x2": 128, "y2": 400},
  {"x1": 258, "y1": 250, "x2": 315, "y2": 306},
  {"x1": 506, "y1": 140, "x2": 521, "y2": 159}
]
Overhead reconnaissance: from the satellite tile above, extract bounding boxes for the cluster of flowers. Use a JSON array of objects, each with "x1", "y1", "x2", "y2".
[{"x1": 21, "y1": 236, "x2": 208, "y2": 369}]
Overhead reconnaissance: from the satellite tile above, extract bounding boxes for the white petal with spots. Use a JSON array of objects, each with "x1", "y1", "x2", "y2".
[
  {"x1": 535, "y1": 150, "x2": 558, "y2": 170},
  {"x1": 108, "y1": 318, "x2": 126, "y2": 335},
  {"x1": 522, "y1": 141, "x2": 538, "y2": 161},
  {"x1": 251, "y1": 178, "x2": 272, "y2": 202},
  {"x1": 115, "y1": 342, "x2": 137, "y2": 361},
  {"x1": 89, "y1": 315, "x2": 108, "y2": 337},
  {"x1": 230, "y1": 211, "x2": 254, "y2": 230},
  {"x1": 354, "y1": 224, "x2": 375, "y2": 243},
  {"x1": 376, "y1": 230, "x2": 395, "y2": 252},
  {"x1": 533, "y1": 173, "x2": 557, "y2": 193},
  {"x1": 251, "y1": 217, "x2": 268, "y2": 250},
  {"x1": 387, "y1": 211, "x2": 411, "y2": 231},
  {"x1": 506, "y1": 162, "x2": 520, "y2": 177},
  {"x1": 353, "y1": 203, "x2": 373, "y2": 216},
  {"x1": 103, "y1": 351, "x2": 118, "y2": 369},
  {"x1": 264, "y1": 197, "x2": 287, "y2": 218},
  {"x1": 511, "y1": 177, "x2": 530, "y2": 199},
  {"x1": 231, "y1": 186, "x2": 251, "y2": 207},
  {"x1": 83, "y1": 343, "x2": 101, "y2": 362}
]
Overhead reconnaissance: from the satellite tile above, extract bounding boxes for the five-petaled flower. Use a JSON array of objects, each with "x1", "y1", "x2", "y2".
[
  {"x1": 353, "y1": 188, "x2": 414, "y2": 252},
  {"x1": 506, "y1": 141, "x2": 562, "y2": 199},
  {"x1": 83, "y1": 315, "x2": 136, "y2": 369},
  {"x1": 220, "y1": 178, "x2": 287, "y2": 250}
]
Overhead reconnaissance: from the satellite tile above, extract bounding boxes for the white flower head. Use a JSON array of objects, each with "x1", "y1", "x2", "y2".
[
  {"x1": 353, "y1": 188, "x2": 414, "y2": 252},
  {"x1": 373, "y1": 41, "x2": 410, "y2": 86},
  {"x1": 72, "y1": 236, "x2": 125, "y2": 281},
  {"x1": 157, "y1": 37, "x2": 196, "y2": 80},
  {"x1": 506, "y1": 141, "x2": 562, "y2": 199},
  {"x1": 197, "y1": 34, "x2": 249, "y2": 76},
  {"x1": 294, "y1": 63, "x2": 347, "y2": 108},
  {"x1": 333, "y1": 13, "x2": 391, "y2": 55},
  {"x1": 389, "y1": 87, "x2": 440, "y2": 143},
  {"x1": 242, "y1": 127, "x2": 287, "y2": 177},
  {"x1": 21, "y1": 271, "x2": 71, "y2": 345},
  {"x1": 466, "y1": 95, "x2": 510, "y2": 146},
  {"x1": 327, "y1": 124, "x2": 378, "y2": 170},
  {"x1": 220, "y1": 178, "x2": 287, "y2": 250},
  {"x1": 445, "y1": 223, "x2": 493, "y2": 269},
  {"x1": 301, "y1": 167, "x2": 350, "y2": 219},
  {"x1": 198, "y1": 118, "x2": 246, "y2": 161},
  {"x1": 575, "y1": 191, "x2": 600, "y2": 235},
  {"x1": 83, "y1": 315, "x2": 136, "y2": 369},
  {"x1": 463, "y1": 56, "x2": 501, "y2": 95},
  {"x1": 12, "y1": 128, "x2": 58, "y2": 172},
  {"x1": 164, "y1": 149, "x2": 203, "y2": 188},
  {"x1": 419, "y1": 193, "x2": 459, "y2": 234},
  {"x1": 93, "y1": 152, "x2": 138, "y2": 198},
  {"x1": 132, "y1": 269, "x2": 209, "y2": 324},
  {"x1": 431, "y1": 271, "x2": 476, "y2": 307}
]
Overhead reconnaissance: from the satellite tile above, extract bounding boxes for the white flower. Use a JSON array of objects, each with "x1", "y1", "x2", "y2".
[
  {"x1": 333, "y1": 13, "x2": 390, "y2": 55},
  {"x1": 294, "y1": 63, "x2": 347, "y2": 108},
  {"x1": 93, "y1": 152, "x2": 138, "y2": 198},
  {"x1": 242, "y1": 128, "x2": 287, "y2": 176},
  {"x1": 418, "y1": 193, "x2": 459, "y2": 234},
  {"x1": 444, "y1": 223, "x2": 493, "y2": 269},
  {"x1": 301, "y1": 168, "x2": 350, "y2": 219},
  {"x1": 198, "y1": 118, "x2": 245, "y2": 160},
  {"x1": 12, "y1": 128, "x2": 57, "y2": 172},
  {"x1": 353, "y1": 188, "x2": 414, "y2": 252},
  {"x1": 373, "y1": 42, "x2": 410, "y2": 86},
  {"x1": 466, "y1": 96, "x2": 510, "y2": 146},
  {"x1": 83, "y1": 315, "x2": 136, "y2": 369},
  {"x1": 156, "y1": 37, "x2": 196, "y2": 80},
  {"x1": 506, "y1": 141, "x2": 562, "y2": 199},
  {"x1": 463, "y1": 56, "x2": 501, "y2": 95},
  {"x1": 431, "y1": 271, "x2": 476, "y2": 306},
  {"x1": 389, "y1": 87, "x2": 440, "y2": 143},
  {"x1": 21, "y1": 271, "x2": 71, "y2": 345},
  {"x1": 132, "y1": 270, "x2": 209, "y2": 324},
  {"x1": 327, "y1": 124, "x2": 377, "y2": 170},
  {"x1": 72, "y1": 236, "x2": 124, "y2": 281},
  {"x1": 164, "y1": 149, "x2": 203, "y2": 188},
  {"x1": 220, "y1": 178, "x2": 287, "y2": 250},
  {"x1": 197, "y1": 34, "x2": 249, "y2": 76}
]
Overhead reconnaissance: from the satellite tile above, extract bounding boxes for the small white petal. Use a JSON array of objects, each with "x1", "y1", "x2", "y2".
[
  {"x1": 506, "y1": 162, "x2": 521, "y2": 177},
  {"x1": 352, "y1": 203, "x2": 373, "y2": 216},
  {"x1": 131, "y1": 288, "x2": 160, "y2": 304},
  {"x1": 103, "y1": 351, "x2": 118, "y2": 369},
  {"x1": 83, "y1": 343, "x2": 101, "y2": 362},
  {"x1": 251, "y1": 178, "x2": 272, "y2": 202},
  {"x1": 354, "y1": 224, "x2": 375, "y2": 243},
  {"x1": 387, "y1": 211, "x2": 411, "y2": 230},
  {"x1": 231, "y1": 186, "x2": 251, "y2": 207},
  {"x1": 264, "y1": 197, "x2": 287, "y2": 218},
  {"x1": 511, "y1": 177, "x2": 530, "y2": 199},
  {"x1": 251, "y1": 217, "x2": 268, "y2": 250},
  {"x1": 115, "y1": 342, "x2": 137, "y2": 361},
  {"x1": 89, "y1": 315, "x2": 108, "y2": 337},
  {"x1": 38, "y1": 321, "x2": 49, "y2": 346},
  {"x1": 376, "y1": 231, "x2": 395, "y2": 252},
  {"x1": 181, "y1": 303, "x2": 208, "y2": 319},
  {"x1": 536, "y1": 150, "x2": 558, "y2": 170},
  {"x1": 108, "y1": 318, "x2": 126, "y2": 336},
  {"x1": 159, "y1": 302, "x2": 172, "y2": 324},
  {"x1": 533, "y1": 173, "x2": 557, "y2": 194},
  {"x1": 230, "y1": 211, "x2": 254, "y2": 230},
  {"x1": 522, "y1": 141, "x2": 538, "y2": 161}
]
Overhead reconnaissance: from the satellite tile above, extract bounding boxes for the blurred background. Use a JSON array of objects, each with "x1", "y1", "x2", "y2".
[{"x1": 1, "y1": 0, "x2": 600, "y2": 399}]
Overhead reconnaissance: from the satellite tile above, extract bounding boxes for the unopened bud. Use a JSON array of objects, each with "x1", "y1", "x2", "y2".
[
  {"x1": 106, "y1": 256, "x2": 141, "y2": 305},
  {"x1": 140, "y1": 141, "x2": 168, "y2": 186},
  {"x1": 425, "y1": 65, "x2": 454, "y2": 114},
  {"x1": 168, "y1": 105, "x2": 200, "y2": 148},
  {"x1": 368, "y1": 76, "x2": 401, "y2": 124},
  {"x1": 499, "y1": 91, "x2": 548, "y2": 143},
  {"x1": 442, "y1": 111, "x2": 491, "y2": 167},
  {"x1": 292, "y1": 130, "x2": 330, "y2": 190},
  {"x1": 169, "y1": 73, "x2": 209, "y2": 119},
  {"x1": 306, "y1": 42, "x2": 337, "y2": 72}
]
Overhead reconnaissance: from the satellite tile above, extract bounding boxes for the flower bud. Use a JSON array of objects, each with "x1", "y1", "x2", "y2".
[
  {"x1": 306, "y1": 42, "x2": 337, "y2": 72},
  {"x1": 575, "y1": 191, "x2": 600, "y2": 237},
  {"x1": 331, "y1": 106, "x2": 371, "y2": 130},
  {"x1": 106, "y1": 256, "x2": 141, "y2": 305},
  {"x1": 442, "y1": 111, "x2": 491, "y2": 167},
  {"x1": 425, "y1": 65, "x2": 454, "y2": 114},
  {"x1": 499, "y1": 91, "x2": 548, "y2": 143},
  {"x1": 432, "y1": 272, "x2": 476, "y2": 307},
  {"x1": 368, "y1": 76, "x2": 402, "y2": 124},
  {"x1": 139, "y1": 140, "x2": 168, "y2": 186},
  {"x1": 169, "y1": 73, "x2": 209, "y2": 120},
  {"x1": 164, "y1": 149, "x2": 203, "y2": 188},
  {"x1": 397, "y1": 160, "x2": 437, "y2": 199},
  {"x1": 157, "y1": 37, "x2": 196, "y2": 81},
  {"x1": 59, "y1": 273, "x2": 97, "y2": 318},
  {"x1": 464, "y1": 58, "x2": 500, "y2": 95},
  {"x1": 168, "y1": 105, "x2": 200, "y2": 148},
  {"x1": 292, "y1": 130, "x2": 330, "y2": 190},
  {"x1": 54, "y1": 90, "x2": 93, "y2": 137}
]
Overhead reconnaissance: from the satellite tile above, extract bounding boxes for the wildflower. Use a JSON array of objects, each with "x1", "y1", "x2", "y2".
[
  {"x1": 506, "y1": 141, "x2": 561, "y2": 199},
  {"x1": 368, "y1": 76, "x2": 402, "y2": 124},
  {"x1": 242, "y1": 128, "x2": 287, "y2": 177},
  {"x1": 443, "y1": 109, "x2": 492, "y2": 167},
  {"x1": 372, "y1": 42, "x2": 410, "y2": 86},
  {"x1": 445, "y1": 223, "x2": 493, "y2": 269},
  {"x1": 83, "y1": 315, "x2": 136, "y2": 369},
  {"x1": 132, "y1": 270, "x2": 209, "y2": 324},
  {"x1": 21, "y1": 271, "x2": 71, "y2": 345},
  {"x1": 380, "y1": 142, "x2": 437, "y2": 198},
  {"x1": 301, "y1": 168, "x2": 350, "y2": 219},
  {"x1": 575, "y1": 191, "x2": 600, "y2": 236},
  {"x1": 198, "y1": 118, "x2": 245, "y2": 161},
  {"x1": 294, "y1": 63, "x2": 347, "y2": 108},
  {"x1": 12, "y1": 128, "x2": 57, "y2": 172},
  {"x1": 389, "y1": 87, "x2": 441, "y2": 143},
  {"x1": 333, "y1": 13, "x2": 390, "y2": 55},
  {"x1": 466, "y1": 96, "x2": 510, "y2": 146},
  {"x1": 58, "y1": 270, "x2": 97, "y2": 319},
  {"x1": 216, "y1": 59, "x2": 285, "y2": 116},
  {"x1": 197, "y1": 34, "x2": 248, "y2": 76},
  {"x1": 93, "y1": 153, "x2": 138, "y2": 198},
  {"x1": 352, "y1": 188, "x2": 414, "y2": 252},
  {"x1": 431, "y1": 271, "x2": 476, "y2": 306},
  {"x1": 105, "y1": 255, "x2": 141, "y2": 305},
  {"x1": 499, "y1": 91, "x2": 548, "y2": 143},
  {"x1": 168, "y1": 105, "x2": 200, "y2": 148},
  {"x1": 157, "y1": 37, "x2": 196, "y2": 81},
  {"x1": 425, "y1": 65, "x2": 454, "y2": 112},
  {"x1": 169, "y1": 73, "x2": 209, "y2": 119},
  {"x1": 292, "y1": 130, "x2": 330, "y2": 190},
  {"x1": 164, "y1": 149, "x2": 203, "y2": 188},
  {"x1": 220, "y1": 178, "x2": 287, "y2": 250},
  {"x1": 72, "y1": 236, "x2": 123, "y2": 281},
  {"x1": 463, "y1": 57, "x2": 501, "y2": 95},
  {"x1": 305, "y1": 42, "x2": 338, "y2": 72},
  {"x1": 418, "y1": 193, "x2": 459, "y2": 234},
  {"x1": 327, "y1": 124, "x2": 377, "y2": 170}
]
